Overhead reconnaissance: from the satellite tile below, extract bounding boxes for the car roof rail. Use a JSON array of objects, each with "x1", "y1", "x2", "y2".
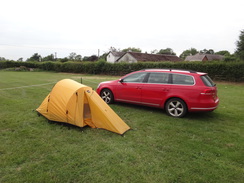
[{"x1": 141, "y1": 68, "x2": 197, "y2": 73}]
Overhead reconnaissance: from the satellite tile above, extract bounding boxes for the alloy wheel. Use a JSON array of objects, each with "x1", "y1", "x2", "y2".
[
  {"x1": 166, "y1": 98, "x2": 187, "y2": 117},
  {"x1": 101, "y1": 89, "x2": 114, "y2": 104}
]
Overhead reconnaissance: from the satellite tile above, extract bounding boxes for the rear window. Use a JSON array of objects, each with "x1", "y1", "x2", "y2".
[
  {"x1": 201, "y1": 75, "x2": 216, "y2": 87},
  {"x1": 172, "y1": 74, "x2": 194, "y2": 85},
  {"x1": 148, "y1": 72, "x2": 170, "y2": 84}
]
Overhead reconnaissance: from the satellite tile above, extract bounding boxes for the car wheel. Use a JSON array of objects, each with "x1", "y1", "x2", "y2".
[
  {"x1": 100, "y1": 89, "x2": 114, "y2": 104},
  {"x1": 165, "y1": 98, "x2": 187, "y2": 117}
]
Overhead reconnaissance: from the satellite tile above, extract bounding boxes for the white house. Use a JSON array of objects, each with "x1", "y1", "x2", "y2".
[
  {"x1": 107, "y1": 51, "x2": 182, "y2": 63},
  {"x1": 106, "y1": 51, "x2": 125, "y2": 63},
  {"x1": 116, "y1": 52, "x2": 137, "y2": 63}
]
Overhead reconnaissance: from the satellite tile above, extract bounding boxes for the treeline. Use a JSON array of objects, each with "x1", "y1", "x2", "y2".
[{"x1": 1, "y1": 60, "x2": 244, "y2": 82}]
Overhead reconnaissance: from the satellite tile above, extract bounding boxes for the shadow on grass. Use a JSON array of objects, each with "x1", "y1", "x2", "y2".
[
  {"x1": 49, "y1": 121, "x2": 90, "y2": 131},
  {"x1": 111, "y1": 102, "x2": 164, "y2": 113},
  {"x1": 186, "y1": 112, "x2": 218, "y2": 121},
  {"x1": 111, "y1": 102, "x2": 219, "y2": 122},
  {"x1": 37, "y1": 113, "x2": 90, "y2": 132},
  {"x1": 37, "y1": 113, "x2": 128, "y2": 136}
]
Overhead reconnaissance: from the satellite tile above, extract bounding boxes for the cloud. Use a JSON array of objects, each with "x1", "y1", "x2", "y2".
[{"x1": 0, "y1": 0, "x2": 244, "y2": 60}]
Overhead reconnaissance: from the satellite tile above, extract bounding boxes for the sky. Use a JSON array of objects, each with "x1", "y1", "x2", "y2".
[{"x1": 0, "y1": 0, "x2": 244, "y2": 60}]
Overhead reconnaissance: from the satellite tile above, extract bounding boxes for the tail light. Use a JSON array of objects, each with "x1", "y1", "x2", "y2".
[
  {"x1": 201, "y1": 89, "x2": 214, "y2": 95},
  {"x1": 201, "y1": 88, "x2": 217, "y2": 100}
]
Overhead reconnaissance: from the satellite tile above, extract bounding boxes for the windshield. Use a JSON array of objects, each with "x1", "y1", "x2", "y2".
[{"x1": 201, "y1": 75, "x2": 216, "y2": 87}]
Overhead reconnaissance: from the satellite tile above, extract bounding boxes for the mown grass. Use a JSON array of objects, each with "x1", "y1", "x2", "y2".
[{"x1": 0, "y1": 71, "x2": 243, "y2": 183}]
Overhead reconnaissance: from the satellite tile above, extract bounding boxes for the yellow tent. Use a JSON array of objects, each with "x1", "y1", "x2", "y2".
[{"x1": 36, "y1": 79, "x2": 130, "y2": 135}]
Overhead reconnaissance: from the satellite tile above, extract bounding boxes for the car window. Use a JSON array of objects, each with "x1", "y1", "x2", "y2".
[
  {"x1": 201, "y1": 75, "x2": 216, "y2": 87},
  {"x1": 172, "y1": 74, "x2": 194, "y2": 85},
  {"x1": 122, "y1": 72, "x2": 147, "y2": 83},
  {"x1": 148, "y1": 72, "x2": 169, "y2": 84}
]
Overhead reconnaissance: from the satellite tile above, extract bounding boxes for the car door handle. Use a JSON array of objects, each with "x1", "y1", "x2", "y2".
[{"x1": 163, "y1": 88, "x2": 169, "y2": 92}]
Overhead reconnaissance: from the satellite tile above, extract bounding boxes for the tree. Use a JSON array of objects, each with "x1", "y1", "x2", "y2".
[
  {"x1": 83, "y1": 55, "x2": 98, "y2": 61},
  {"x1": 223, "y1": 54, "x2": 236, "y2": 62},
  {"x1": 215, "y1": 50, "x2": 237, "y2": 62},
  {"x1": 17, "y1": 58, "x2": 23, "y2": 62},
  {"x1": 157, "y1": 48, "x2": 176, "y2": 55},
  {"x1": 122, "y1": 47, "x2": 141, "y2": 53},
  {"x1": 200, "y1": 49, "x2": 214, "y2": 54},
  {"x1": 89, "y1": 55, "x2": 98, "y2": 61},
  {"x1": 99, "y1": 52, "x2": 108, "y2": 60},
  {"x1": 69, "y1": 52, "x2": 77, "y2": 61},
  {"x1": 43, "y1": 54, "x2": 55, "y2": 61},
  {"x1": 58, "y1": 57, "x2": 69, "y2": 62},
  {"x1": 150, "y1": 49, "x2": 158, "y2": 54},
  {"x1": 215, "y1": 50, "x2": 230, "y2": 56},
  {"x1": 235, "y1": 29, "x2": 244, "y2": 60},
  {"x1": 180, "y1": 48, "x2": 198, "y2": 60},
  {"x1": 75, "y1": 55, "x2": 82, "y2": 61},
  {"x1": 27, "y1": 53, "x2": 41, "y2": 62},
  {"x1": 0, "y1": 57, "x2": 6, "y2": 61},
  {"x1": 109, "y1": 47, "x2": 120, "y2": 52},
  {"x1": 68, "y1": 53, "x2": 82, "y2": 61}
]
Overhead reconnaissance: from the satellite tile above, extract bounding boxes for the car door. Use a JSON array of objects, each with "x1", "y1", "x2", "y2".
[
  {"x1": 115, "y1": 72, "x2": 148, "y2": 104},
  {"x1": 141, "y1": 72, "x2": 170, "y2": 107}
]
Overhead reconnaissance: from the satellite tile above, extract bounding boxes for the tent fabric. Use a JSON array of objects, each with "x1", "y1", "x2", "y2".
[{"x1": 36, "y1": 79, "x2": 130, "y2": 135}]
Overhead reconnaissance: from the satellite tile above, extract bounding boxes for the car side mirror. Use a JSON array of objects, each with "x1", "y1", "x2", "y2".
[{"x1": 119, "y1": 79, "x2": 124, "y2": 83}]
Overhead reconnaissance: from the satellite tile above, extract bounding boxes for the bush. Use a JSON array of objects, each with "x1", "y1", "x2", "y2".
[{"x1": 1, "y1": 61, "x2": 244, "y2": 82}]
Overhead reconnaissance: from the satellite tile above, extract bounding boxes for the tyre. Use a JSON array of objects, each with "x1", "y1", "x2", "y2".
[
  {"x1": 100, "y1": 89, "x2": 114, "y2": 104},
  {"x1": 165, "y1": 98, "x2": 187, "y2": 117}
]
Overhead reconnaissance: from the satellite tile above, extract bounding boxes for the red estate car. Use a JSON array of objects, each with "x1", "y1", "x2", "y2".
[{"x1": 96, "y1": 69, "x2": 219, "y2": 117}]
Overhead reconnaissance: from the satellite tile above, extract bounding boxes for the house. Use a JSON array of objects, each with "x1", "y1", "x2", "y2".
[
  {"x1": 185, "y1": 53, "x2": 224, "y2": 61},
  {"x1": 106, "y1": 51, "x2": 182, "y2": 63},
  {"x1": 106, "y1": 51, "x2": 125, "y2": 63}
]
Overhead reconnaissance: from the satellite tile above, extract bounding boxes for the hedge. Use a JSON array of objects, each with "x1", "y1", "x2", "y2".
[{"x1": 1, "y1": 60, "x2": 244, "y2": 82}]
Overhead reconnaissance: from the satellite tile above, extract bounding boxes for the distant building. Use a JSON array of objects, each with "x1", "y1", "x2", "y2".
[
  {"x1": 106, "y1": 51, "x2": 182, "y2": 63},
  {"x1": 106, "y1": 51, "x2": 125, "y2": 63},
  {"x1": 185, "y1": 53, "x2": 224, "y2": 61}
]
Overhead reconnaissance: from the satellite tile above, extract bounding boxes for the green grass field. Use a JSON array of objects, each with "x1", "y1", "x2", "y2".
[{"x1": 0, "y1": 71, "x2": 243, "y2": 183}]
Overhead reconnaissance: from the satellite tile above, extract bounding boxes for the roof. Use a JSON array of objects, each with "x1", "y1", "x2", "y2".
[
  {"x1": 185, "y1": 53, "x2": 224, "y2": 61},
  {"x1": 109, "y1": 51, "x2": 125, "y2": 57},
  {"x1": 206, "y1": 54, "x2": 224, "y2": 61},
  {"x1": 119, "y1": 52, "x2": 182, "y2": 62}
]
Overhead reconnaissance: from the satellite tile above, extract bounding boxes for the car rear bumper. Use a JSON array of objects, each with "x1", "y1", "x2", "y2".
[{"x1": 189, "y1": 98, "x2": 219, "y2": 111}]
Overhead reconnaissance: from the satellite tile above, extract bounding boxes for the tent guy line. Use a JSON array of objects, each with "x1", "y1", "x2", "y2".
[
  {"x1": 0, "y1": 78, "x2": 99, "y2": 91},
  {"x1": 80, "y1": 78, "x2": 99, "y2": 84},
  {"x1": 0, "y1": 82, "x2": 56, "y2": 91}
]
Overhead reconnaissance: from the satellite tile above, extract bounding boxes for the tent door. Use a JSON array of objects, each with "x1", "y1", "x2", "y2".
[
  {"x1": 83, "y1": 103, "x2": 91, "y2": 119},
  {"x1": 83, "y1": 103, "x2": 95, "y2": 128}
]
